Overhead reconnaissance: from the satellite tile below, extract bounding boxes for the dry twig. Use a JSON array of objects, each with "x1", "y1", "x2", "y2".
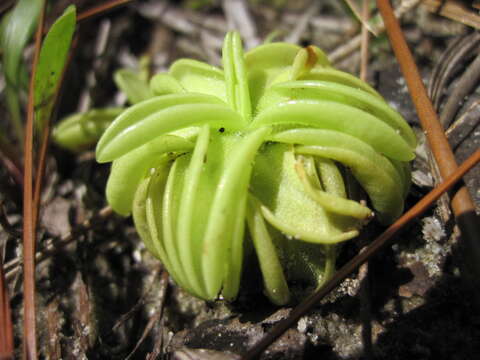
[
  {"x1": 22, "y1": 3, "x2": 46, "y2": 358},
  {"x1": 446, "y1": 100, "x2": 480, "y2": 149},
  {"x1": 422, "y1": 0, "x2": 480, "y2": 30},
  {"x1": 77, "y1": 0, "x2": 133, "y2": 23},
  {"x1": 360, "y1": 0, "x2": 371, "y2": 82}
]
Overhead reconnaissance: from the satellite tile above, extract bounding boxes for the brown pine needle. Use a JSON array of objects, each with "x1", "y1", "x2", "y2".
[
  {"x1": 242, "y1": 149, "x2": 480, "y2": 360},
  {"x1": 22, "y1": 3, "x2": 46, "y2": 358},
  {"x1": 77, "y1": 0, "x2": 133, "y2": 23},
  {"x1": 360, "y1": 0, "x2": 370, "y2": 81}
]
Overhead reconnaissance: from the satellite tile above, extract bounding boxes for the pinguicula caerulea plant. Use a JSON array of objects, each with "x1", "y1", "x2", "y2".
[{"x1": 58, "y1": 32, "x2": 416, "y2": 305}]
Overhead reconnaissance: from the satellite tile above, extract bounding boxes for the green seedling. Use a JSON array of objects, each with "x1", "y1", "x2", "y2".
[
  {"x1": 56, "y1": 32, "x2": 416, "y2": 305},
  {"x1": 0, "y1": 0, "x2": 42, "y2": 145}
]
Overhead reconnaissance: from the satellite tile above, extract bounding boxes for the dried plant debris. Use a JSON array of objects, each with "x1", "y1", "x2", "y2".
[{"x1": 429, "y1": 31, "x2": 480, "y2": 210}]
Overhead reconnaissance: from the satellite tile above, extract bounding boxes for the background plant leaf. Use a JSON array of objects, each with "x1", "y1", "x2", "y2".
[
  {"x1": 0, "y1": 0, "x2": 43, "y2": 144},
  {"x1": 34, "y1": 5, "x2": 76, "y2": 131},
  {"x1": 114, "y1": 68, "x2": 154, "y2": 105}
]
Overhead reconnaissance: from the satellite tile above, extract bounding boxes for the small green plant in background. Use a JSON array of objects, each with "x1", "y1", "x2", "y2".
[
  {"x1": 0, "y1": 0, "x2": 42, "y2": 146},
  {"x1": 0, "y1": 0, "x2": 76, "y2": 148},
  {"x1": 54, "y1": 31, "x2": 415, "y2": 305}
]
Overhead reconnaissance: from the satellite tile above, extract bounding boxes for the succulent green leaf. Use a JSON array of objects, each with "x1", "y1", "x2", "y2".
[
  {"x1": 96, "y1": 93, "x2": 246, "y2": 162},
  {"x1": 271, "y1": 128, "x2": 404, "y2": 222},
  {"x1": 97, "y1": 93, "x2": 222, "y2": 148},
  {"x1": 150, "y1": 73, "x2": 185, "y2": 96},
  {"x1": 299, "y1": 155, "x2": 323, "y2": 190},
  {"x1": 114, "y1": 68, "x2": 154, "y2": 104},
  {"x1": 252, "y1": 100, "x2": 414, "y2": 161},
  {"x1": 251, "y1": 143, "x2": 360, "y2": 244},
  {"x1": 315, "y1": 157, "x2": 347, "y2": 197},
  {"x1": 106, "y1": 135, "x2": 193, "y2": 215},
  {"x1": 299, "y1": 67, "x2": 382, "y2": 99},
  {"x1": 202, "y1": 127, "x2": 270, "y2": 298},
  {"x1": 143, "y1": 169, "x2": 175, "y2": 273},
  {"x1": 132, "y1": 175, "x2": 161, "y2": 259},
  {"x1": 222, "y1": 31, "x2": 252, "y2": 121},
  {"x1": 295, "y1": 159, "x2": 373, "y2": 220},
  {"x1": 258, "y1": 80, "x2": 417, "y2": 148},
  {"x1": 169, "y1": 59, "x2": 226, "y2": 101},
  {"x1": 244, "y1": 42, "x2": 301, "y2": 111},
  {"x1": 176, "y1": 125, "x2": 211, "y2": 297},
  {"x1": 143, "y1": 164, "x2": 201, "y2": 297},
  {"x1": 162, "y1": 159, "x2": 200, "y2": 295},
  {"x1": 221, "y1": 188, "x2": 248, "y2": 301},
  {"x1": 269, "y1": 46, "x2": 331, "y2": 85},
  {"x1": 290, "y1": 46, "x2": 331, "y2": 80},
  {"x1": 53, "y1": 108, "x2": 124, "y2": 151},
  {"x1": 246, "y1": 195, "x2": 291, "y2": 305}
]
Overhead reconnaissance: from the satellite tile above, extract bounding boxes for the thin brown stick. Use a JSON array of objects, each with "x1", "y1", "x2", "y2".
[
  {"x1": 77, "y1": 0, "x2": 133, "y2": 23},
  {"x1": 376, "y1": 0, "x2": 480, "y2": 298},
  {"x1": 0, "y1": 258, "x2": 14, "y2": 360},
  {"x1": 360, "y1": 0, "x2": 370, "y2": 81},
  {"x1": 242, "y1": 148, "x2": 480, "y2": 360},
  {"x1": 22, "y1": 3, "x2": 46, "y2": 359}
]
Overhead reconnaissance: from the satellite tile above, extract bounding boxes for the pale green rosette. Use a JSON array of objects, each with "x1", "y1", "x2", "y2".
[{"x1": 94, "y1": 32, "x2": 415, "y2": 304}]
